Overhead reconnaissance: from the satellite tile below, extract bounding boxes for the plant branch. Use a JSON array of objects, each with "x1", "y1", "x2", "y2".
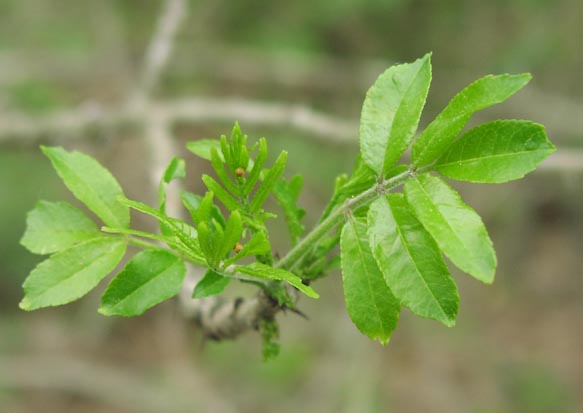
[{"x1": 276, "y1": 168, "x2": 413, "y2": 271}]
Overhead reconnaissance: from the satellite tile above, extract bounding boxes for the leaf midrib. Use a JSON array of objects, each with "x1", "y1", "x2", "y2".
[
  {"x1": 436, "y1": 147, "x2": 552, "y2": 168},
  {"x1": 106, "y1": 259, "x2": 182, "y2": 310},
  {"x1": 388, "y1": 200, "x2": 449, "y2": 321},
  {"x1": 32, "y1": 240, "x2": 121, "y2": 300},
  {"x1": 57, "y1": 157, "x2": 124, "y2": 227}
]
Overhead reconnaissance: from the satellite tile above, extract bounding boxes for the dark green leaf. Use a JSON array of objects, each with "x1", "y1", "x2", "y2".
[
  {"x1": 21, "y1": 201, "x2": 100, "y2": 254},
  {"x1": 41, "y1": 146, "x2": 130, "y2": 228},
  {"x1": 360, "y1": 53, "x2": 432, "y2": 175},
  {"x1": 237, "y1": 262, "x2": 319, "y2": 299},
  {"x1": 404, "y1": 174, "x2": 496, "y2": 283},
  {"x1": 192, "y1": 270, "x2": 231, "y2": 298},
  {"x1": 341, "y1": 217, "x2": 400, "y2": 345},
  {"x1": 20, "y1": 238, "x2": 126, "y2": 311},
  {"x1": 434, "y1": 120, "x2": 555, "y2": 183},
  {"x1": 99, "y1": 249, "x2": 186, "y2": 316},
  {"x1": 368, "y1": 194, "x2": 459, "y2": 326},
  {"x1": 412, "y1": 74, "x2": 531, "y2": 166}
]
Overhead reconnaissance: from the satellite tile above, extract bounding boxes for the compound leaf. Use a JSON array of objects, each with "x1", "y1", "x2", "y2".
[
  {"x1": 237, "y1": 262, "x2": 319, "y2": 299},
  {"x1": 404, "y1": 174, "x2": 496, "y2": 283},
  {"x1": 41, "y1": 146, "x2": 130, "y2": 228},
  {"x1": 21, "y1": 201, "x2": 100, "y2": 255},
  {"x1": 368, "y1": 194, "x2": 459, "y2": 326},
  {"x1": 99, "y1": 249, "x2": 186, "y2": 317},
  {"x1": 20, "y1": 238, "x2": 126, "y2": 311},
  {"x1": 412, "y1": 74, "x2": 531, "y2": 166},
  {"x1": 360, "y1": 53, "x2": 432, "y2": 175},
  {"x1": 434, "y1": 120, "x2": 555, "y2": 183},
  {"x1": 341, "y1": 217, "x2": 400, "y2": 345}
]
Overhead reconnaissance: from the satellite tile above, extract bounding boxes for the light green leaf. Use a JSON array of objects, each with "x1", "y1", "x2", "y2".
[
  {"x1": 186, "y1": 139, "x2": 223, "y2": 161},
  {"x1": 41, "y1": 146, "x2": 130, "y2": 228},
  {"x1": 250, "y1": 151, "x2": 287, "y2": 213},
  {"x1": 99, "y1": 249, "x2": 186, "y2": 317},
  {"x1": 20, "y1": 238, "x2": 126, "y2": 311},
  {"x1": 368, "y1": 194, "x2": 459, "y2": 326},
  {"x1": 192, "y1": 270, "x2": 231, "y2": 298},
  {"x1": 341, "y1": 217, "x2": 400, "y2": 345},
  {"x1": 273, "y1": 175, "x2": 306, "y2": 246},
  {"x1": 360, "y1": 53, "x2": 432, "y2": 175},
  {"x1": 434, "y1": 120, "x2": 555, "y2": 183},
  {"x1": 412, "y1": 73, "x2": 532, "y2": 166},
  {"x1": 21, "y1": 201, "x2": 100, "y2": 255},
  {"x1": 404, "y1": 174, "x2": 496, "y2": 283},
  {"x1": 238, "y1": 262, "x2": 319, "y2": 299}
]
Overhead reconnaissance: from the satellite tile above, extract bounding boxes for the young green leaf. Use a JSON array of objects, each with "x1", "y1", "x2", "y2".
[
  {"x1": 224, "y1": 230, "x2": 271, "y2": 266},
  {"x1": 180, "y1": 190, "x2": 226, "y2": 228},
  {"x1": 99, "y1": 249, "x2": 186, "y2": 317},
  {"x1": 340, "y1": 217, "x2": 400, "y2": 345},
  {"x1": 368, "y1": 194, "x2": 459, "y2": 326},
  {"x1": 198, "y1": 219, "x2": 225, "y2": 268},
  {"x1": 404, "y1": 174, "x2": 496, "y2": 283},
  {"x1": 20, "y1": 238, "x2": 126, "y2": 311},
  {"x1": 118, "y1": 197, "x2": 205, "y2": 263},
  {"x1": 210, "y1": 148, "x2": 241, "y2": 196},
  {"x1": 434, "y1": 120, "x2": 555, "y2": 183},
  {"x1": 192, "y1": 270, "x2": 231, "y2": 298},
  {"x1": 41, "y1": 146, "x2": 130, "y2": 228},
  {"x1": 360, "y1": 53, "x2": 432, "y2": 175},
  {"x1": 243, "y1": 137, "x2": 268, "y2": 195},
  {"x1": 202, "y1": 175, "x2": 241, "y2": 211},
  {"x1": 238, "y1": 262, "x2": 319, "y2": 299},
  {"x1": 412, "y1": 74, "x2": 532, "y2": 166},
  {"x1": 186, "y1": 139, "x2": 223, "y2": 161},
  {"x1": 273, "y1": 175, "x2": 306, "y2": 246},
  {"x1": 21, "y1": 201, "x2": 100, "y2": 255},
  {"x1": 219, "y1": 211, "x2": 243, "y2": 261},
  {"x1": 158, "y1": 157, "x2": 186, "y2": 236},
  {"x1": 250, "y1": 151, "x2": 287, "y2": 213}
]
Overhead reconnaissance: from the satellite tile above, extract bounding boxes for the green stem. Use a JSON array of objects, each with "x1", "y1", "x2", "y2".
[{"x1": 275, "y1": 168, "x2": 414, "y2": 271}]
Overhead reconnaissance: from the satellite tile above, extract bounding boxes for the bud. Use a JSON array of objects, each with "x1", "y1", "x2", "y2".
[
  {"x1": 235, "y1": 167, "x2": 246, "y2": 177},
  {"x1": 234, "y1": 242, "x2": 243, "y2": 253}
]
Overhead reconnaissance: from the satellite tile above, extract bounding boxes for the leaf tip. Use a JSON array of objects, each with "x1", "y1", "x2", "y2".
[{"x1": 18, "y1": 297, "x2": 33, "y2": 311}]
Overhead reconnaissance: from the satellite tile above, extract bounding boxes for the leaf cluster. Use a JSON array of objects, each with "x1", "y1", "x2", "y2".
[{"x1": 19, "y1": 53, "x2": 554, "y2": 353}]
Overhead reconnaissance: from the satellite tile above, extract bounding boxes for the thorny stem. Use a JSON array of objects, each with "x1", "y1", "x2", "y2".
[{"x1": 275, "y1": 168, "x2": 415, "y2": 271}]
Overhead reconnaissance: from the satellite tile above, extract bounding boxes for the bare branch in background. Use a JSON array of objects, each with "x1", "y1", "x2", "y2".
[{"x1": 130, "y1": 0, "x2": 186, "y2": 106}]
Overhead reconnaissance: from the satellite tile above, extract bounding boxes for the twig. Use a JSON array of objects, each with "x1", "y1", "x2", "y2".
[{"x1": 130, "y1": 0, "x2": 186, "y2": 105}]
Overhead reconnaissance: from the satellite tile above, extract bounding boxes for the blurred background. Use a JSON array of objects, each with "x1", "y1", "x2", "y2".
[{"x1": 0, "y1": 0, "x2": 581, "y2": 412}]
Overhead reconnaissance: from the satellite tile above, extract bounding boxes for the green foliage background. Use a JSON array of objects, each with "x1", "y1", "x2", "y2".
[{"x1": 0, "y1": 0, "x2": 581, "y2": 412}]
